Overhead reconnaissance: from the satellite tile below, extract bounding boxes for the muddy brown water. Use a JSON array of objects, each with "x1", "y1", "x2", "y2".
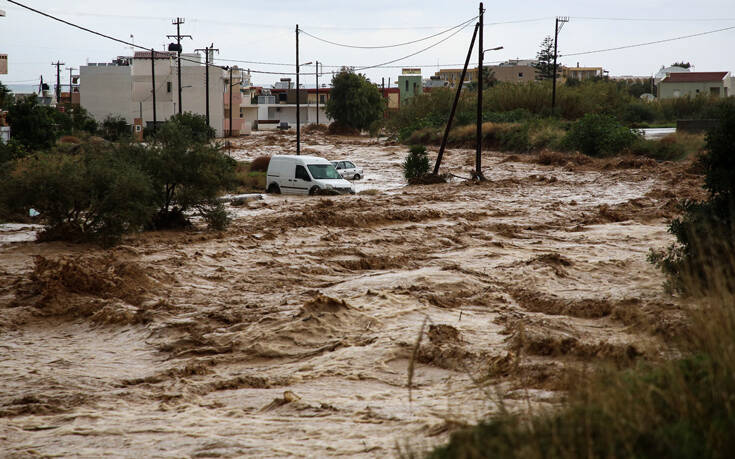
[{"x1": 0, "y1": 132, "x2": 703, "y2": 457}]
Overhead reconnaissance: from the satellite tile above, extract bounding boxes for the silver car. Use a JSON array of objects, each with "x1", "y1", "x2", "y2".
[
  {"x1": 332, "y1": 160, "x2": 363, "y2": 180},
  {"x1": 331, "y1": 160, "x2": 363, "y2": 180}
]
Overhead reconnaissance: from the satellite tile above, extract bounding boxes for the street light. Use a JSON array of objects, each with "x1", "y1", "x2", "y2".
[{"x1": 482, "y1": 46, "x2": 504, "y2": 57}]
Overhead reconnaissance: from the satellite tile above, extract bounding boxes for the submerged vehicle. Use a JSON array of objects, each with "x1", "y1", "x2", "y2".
[
  {"x1": 331, "y1": 160, "x2": 363, "y2": 180},
  {"x1": 266, "y1": 155, "x2": 355, "y2": 195}
]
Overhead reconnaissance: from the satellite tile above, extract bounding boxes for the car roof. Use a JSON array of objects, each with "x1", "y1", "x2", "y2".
[{"x1": 271, "y1": 155, "x2": 331, "y2": 164}]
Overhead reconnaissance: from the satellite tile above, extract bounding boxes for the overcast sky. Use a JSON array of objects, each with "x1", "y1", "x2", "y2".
[{"x1": 2, "y1": 0, "x2": 735, "y2": 88}]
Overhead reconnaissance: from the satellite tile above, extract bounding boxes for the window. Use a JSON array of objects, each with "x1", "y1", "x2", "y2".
[
  {"x1": 295, "y1": 165, "x2": 311, "y2": 181},
  {"x1": 405, "y1": 80, "x2": 408, "y2": 91},
  {"x1": 319, "y1": 95, "x2": 326, "y2": 103},
  {"x1": 518, "y1": 72, "x2": 524, "y2": 78},
  {"x1": 710, "y1": 87, "x2": 721, "y2": 96},
  {"x1": 345, "y1": 162, "x2": 355, "y2": 169},
  {"x1": 308, "y1": 164, "x2": 341, "y2": 180},
  {"x1": 167, "y1": 82, "x2": 172, "y2": 93}
]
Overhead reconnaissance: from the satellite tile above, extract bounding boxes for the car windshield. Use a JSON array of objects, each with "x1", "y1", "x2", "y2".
[{"x1": 308, "y1": 164, "x2": 341, "y2": 180}]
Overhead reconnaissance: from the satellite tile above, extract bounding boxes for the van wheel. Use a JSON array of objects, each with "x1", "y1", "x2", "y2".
[
  {"x1": 353, "y1": 174, "x2": 361, "y2": 180},
  {"x1": 308, "y1": 186, "x2": 320, "y2": 196},
  {"x1": 267, "y1": 183, "x2": 281, "y2": 194}
]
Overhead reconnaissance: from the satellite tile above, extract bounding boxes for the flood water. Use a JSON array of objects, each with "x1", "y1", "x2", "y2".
[{"x1": 0, "y1": 132, "x2": 704, "y2": 457}]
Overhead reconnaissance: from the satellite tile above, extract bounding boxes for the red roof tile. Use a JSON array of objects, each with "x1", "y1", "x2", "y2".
[{"x1": 662, "y1": 72, "x2": 728, "y2": 83}]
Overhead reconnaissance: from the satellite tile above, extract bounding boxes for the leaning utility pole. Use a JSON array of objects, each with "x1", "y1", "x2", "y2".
[
  {"x1": 433, "y1": 22, "x2": 479, "y2": 175},
  {"x1": 296, "y1": 24, "x2": 301, "y2": 155},
  {"x1": 476, "y1": 2, "x2": 484, "y2": 179},
  {"x1": 551, "y1": 16, "x2": 569, "y2": 113},
  {"x1": 167, "y1": 17, "x2": 192, "y2": 115},
  {"x1": 150, "y1": 49, "x2": 157, "y2": 134},
  {"x1": 51, "y1": 61, "x2": 64, "y2": 104},
  {"x1": 195, "y1": 44, "x2": 219, "y2": 127}
]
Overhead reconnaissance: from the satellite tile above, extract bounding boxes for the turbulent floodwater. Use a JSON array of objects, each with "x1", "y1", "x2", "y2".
[{"x1": 0, "y1": 132, "x2": 704, "y2": 457}]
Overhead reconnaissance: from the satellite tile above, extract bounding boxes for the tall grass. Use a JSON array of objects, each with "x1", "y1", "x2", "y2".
[{"x1": 387, "y1": 79, "x2": 735, "y2": 144}]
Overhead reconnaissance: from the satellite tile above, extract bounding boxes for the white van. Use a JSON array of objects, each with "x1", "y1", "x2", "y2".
[{"x1": 266, "y1": 155, "x2": 355, "y2": 195}]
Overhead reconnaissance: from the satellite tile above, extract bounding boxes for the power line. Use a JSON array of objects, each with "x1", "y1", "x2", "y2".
[
  {"x1": 299, "y1": 16, "x2": 477, "y2": 49},
  {"x1": 571, "y1": 16, "x2": 735, "y2": 22},
  {"x1": 355, "y1": 21, "x2": 477, "y2": 71},
  {"x1": 7, "y1": 0, "x2": 146, "y2": 51},
  {"x1": 561, "y1": 24, "x2": 735, "y2": 57}
]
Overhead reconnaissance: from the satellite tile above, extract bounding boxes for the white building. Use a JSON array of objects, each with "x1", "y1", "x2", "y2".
[{"x1": 80, "y1": 52, "x2": 231, "y2": 137}]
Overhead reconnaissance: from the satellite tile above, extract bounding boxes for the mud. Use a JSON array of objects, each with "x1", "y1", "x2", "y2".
[{"x1": 0, "y1": 131, "x2": 702, "y2": 457}]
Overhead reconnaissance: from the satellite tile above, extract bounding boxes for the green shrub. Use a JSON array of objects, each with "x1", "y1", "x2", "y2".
[
  {"x1": 0, "y1": 146, "x2": 155, "y2": 245},
  {"x1": 124, "y1": 118, "x2": 237, "y2": 229},
  {"x1": 563, "y1": 114, "x2": 641, "y2": 157},
  {"x1": 650, "y1": 107, "x2": 735, "y2": 294},
  {"x1": 0, "y1": 140, "x2": 28, "y2": 165},
  {"x1": 199, "y1": 201, "x2": 231, "y2": 231},
  {"x1": 629, "y1": 137, "x2": 687, "y2": 161},
  {"x1": 6, "y1": 95, "x2": 58, "y2": 150},
  {"x1": 101, "y1": 115, "x2": 130, "y2": 142},
  {"x1": 403, "y1": 145, "x2": 431, "y2": 180},
  {"x1": 622, "y1": 102, "x2": 658, "y2": 124},
  {"x1": 165, "y1": 112, "x2": 215, "y2": 144}
]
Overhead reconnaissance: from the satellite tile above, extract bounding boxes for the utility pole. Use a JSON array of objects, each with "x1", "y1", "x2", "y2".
[
  {"x1": 51, "y1": 61, "x2": 64, "y2": 105},
  {"x1": 150, "y1": 49, "x2": 157, "y2": 134},
  {"x1": 296, "y1": 24, "x2": 301, "y2": 155},
  {"x1": 551, "y1": 16, "x2": 569, "y2": 114},
  {"x1": 433, "y1": 22, "x2": 479, "y2": 175},
  {"x1": 66, "y1": 66, "x2": 77, "y2": 106},
  {"x1": 476, "y1": 2, "x2": 484, "y2": 180},
  {"x1": 315, "y1": 61, "x2": 319, "y2": 126},
  {"x1": 195, "y1": 44, "x2": 219, "y2": 127},
  {"x1": 167, "y1": 17, "x2": 192, "y2": 115}
]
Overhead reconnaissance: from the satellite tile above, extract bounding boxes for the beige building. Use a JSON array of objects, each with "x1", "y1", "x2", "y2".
[
  {"x1": 435, "y1": 64, "x2": 538, "y2": 86},
  {"x1": 562, "y1": 65, "x2": 605, "y2": 80},
  {"x1": 658, "y1": 72, "x2": 732, "y2": 99}
]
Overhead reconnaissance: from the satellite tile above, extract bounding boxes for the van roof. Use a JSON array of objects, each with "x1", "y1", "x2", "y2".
[{"x1": 271, "y1": 154, "x2": 331, "y2": 164}]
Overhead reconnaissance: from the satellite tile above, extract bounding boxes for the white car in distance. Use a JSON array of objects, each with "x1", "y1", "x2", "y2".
[{"x1": 331, "y1": 160, "x2": 363, "y2": 180}]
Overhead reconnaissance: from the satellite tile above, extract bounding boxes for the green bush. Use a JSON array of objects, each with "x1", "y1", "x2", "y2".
[
  {"x1": 403, "y1": 145, "x2": 431, "y2": 180},
  {"x1": 0, "y1": 146, "x2": 155, "y2": 245},
  {"x1": 165, "y1": 112, "x2": 215, "y2": 144},
  {"x1": 650, "y1": 107, "x2": 735, "y2": 294},
  {"x1": 326, "y1": 69, "x2": 385, "y2": 131},
  {"x1": 622, "y1": 102, "x2": 658, "y2": 124},
  {"x1": 124, "y1": 118, "x2": 237, "y2": 229},
  {"x1": 629, "y1": 137, "x2": 687, "y2": 161},
  {"x1": 6, "y1": 95, "x2": 58, "y2": 150},
  {"x1": 563, "y1": 114, "x2": 641, "y2": 157},
  {"x1": 101, "y1": 115, "x2": 130, "y2": 142}
]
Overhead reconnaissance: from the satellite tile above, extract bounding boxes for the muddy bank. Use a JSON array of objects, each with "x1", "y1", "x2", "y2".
[{"x1": 0, "y1": 132, "x2": 700, "y2": 457}]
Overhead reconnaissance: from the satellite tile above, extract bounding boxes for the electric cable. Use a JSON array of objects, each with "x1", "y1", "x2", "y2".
[
  {"x1": 561, "y1": 24, "x2": 735, "y2": 57},
  {"x1": 299, "y1": 15, "x2": 477, "y2": 49},
  {"x1": 354, "y1": 21, "x2": 477, "y2": 71}
]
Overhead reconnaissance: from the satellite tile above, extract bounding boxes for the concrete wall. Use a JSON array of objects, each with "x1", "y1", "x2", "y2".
[
  {"x1": 79, "y1": 65, "x2": 136, "y2": 123},
  {"x1": 490, "y1": 65, "x2": 538, "y2": 83},
  {"x1": 659, "y1": 80, "x2": 729, "y2": 99},
  {"x1": 262, "y1": 104, "x2": 330, "y2": 126}
]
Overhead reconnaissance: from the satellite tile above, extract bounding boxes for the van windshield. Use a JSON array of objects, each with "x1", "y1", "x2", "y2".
[{"x1": 307, "y1": 164, "x2": 341, "y2": 180}]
